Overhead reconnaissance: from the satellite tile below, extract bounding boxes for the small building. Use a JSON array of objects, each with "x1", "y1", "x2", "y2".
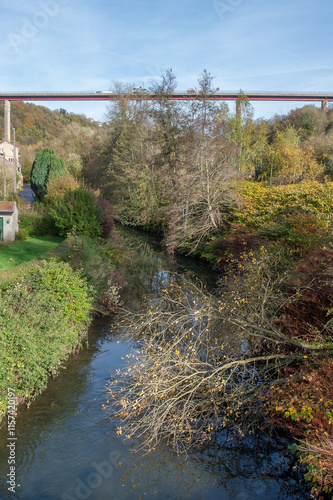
[
  {"x1": 0, "y1": 141, "x2": 23, "y2": 190},
  {"x1": 0, "y1": 201, "x2": 19, "y2": 241},
  {"x1": 0, "y1": 141, "x2": 21, "y2": 172}
]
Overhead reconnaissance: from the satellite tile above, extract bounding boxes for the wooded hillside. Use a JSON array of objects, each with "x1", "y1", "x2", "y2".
[
  {"x1": 0, "y1": 101, "x2": 104, "y2": 177},
  {"x1": 0, "y1": 101, "x2": 101, "y2": 145}
]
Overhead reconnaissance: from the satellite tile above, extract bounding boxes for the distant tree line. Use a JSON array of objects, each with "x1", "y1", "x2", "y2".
[{"x1": 75, "y1": 69, "x2": 333, "y2": 256}]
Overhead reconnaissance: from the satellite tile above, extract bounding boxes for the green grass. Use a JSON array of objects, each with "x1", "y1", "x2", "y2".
[
  {"x1": 0, "y1": 236, "x2": 64, "y2": 270},
  {"x1": 40, "y1": 237, "x2": 71, "y2": 260}
]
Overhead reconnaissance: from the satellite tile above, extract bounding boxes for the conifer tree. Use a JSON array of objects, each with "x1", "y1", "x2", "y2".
[{"x1": 30, "y1": 148, "x2": 67, "y2": 199}]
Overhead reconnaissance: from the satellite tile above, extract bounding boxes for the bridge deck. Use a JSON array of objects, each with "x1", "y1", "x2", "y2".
[{"x1": 0, "y1": 92, "x2": 332, "y2": 102}]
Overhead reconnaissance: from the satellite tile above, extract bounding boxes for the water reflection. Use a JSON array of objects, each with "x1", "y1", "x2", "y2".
[{"x1": 0, "y1": 230, "x2": 310, "y2": 499}]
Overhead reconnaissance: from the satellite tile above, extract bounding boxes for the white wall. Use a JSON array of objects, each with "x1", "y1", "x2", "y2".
[{"x1": 0, "y1": 204, "x2": 18, "y2": 241}]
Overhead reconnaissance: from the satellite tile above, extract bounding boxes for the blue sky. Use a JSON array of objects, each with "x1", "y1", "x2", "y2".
[{"x1": 0, "y1": 0, "x2": 332, "y2": 122}]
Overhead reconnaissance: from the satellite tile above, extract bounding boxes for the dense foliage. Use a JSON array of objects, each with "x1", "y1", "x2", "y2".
[
  {"x1": 30, "y1": 148, "x2": 67, "y2": 199},
  {"x1": 18, "y1": 214, "x2": 59, "y2": 238},
  {"x1": 83, "y1": 71, "x2": 330, "y2": 261},
  {"x1": 0, "y1": 260, "x2": 93, "y2": 416},
  {"x1": 50, "y1": 187, "x2": 104, "y2": 237},
  {"x1": 234, "y1": 180, "x2": 333, "y2": 256}
]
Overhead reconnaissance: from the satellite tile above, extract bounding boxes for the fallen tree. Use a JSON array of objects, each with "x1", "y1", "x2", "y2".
[{"x1": 107, "y1": 248, "x2": 333, "y2": 454}]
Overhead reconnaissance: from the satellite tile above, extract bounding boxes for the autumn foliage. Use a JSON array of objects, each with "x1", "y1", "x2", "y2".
[{"x1": 108, "y1": 250, "x2": 332, "y2": 456}]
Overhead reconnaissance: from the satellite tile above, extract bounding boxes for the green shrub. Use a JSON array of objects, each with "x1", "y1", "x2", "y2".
[
  {"x1": 235, "y1": 180, "x2": 333, "y2": 256},
  {"x1": 0, "y1": 260, "x2": 93, "y2": 416},
  {"x1": 18, "y1": 214, "x2": 59, "y2": 237},
  {"x1": 51, "y1": 187, "x2": 104, "y2": 238},
  {"x1": 15, "y1": 227, "x2": 29, "y2": 240}
]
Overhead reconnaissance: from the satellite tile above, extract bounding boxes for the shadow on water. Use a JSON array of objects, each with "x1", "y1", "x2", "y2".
[
  {"x1": 0, "y1": 229, "x2": 311, "y2": 499},
  {"x1": 18, "y1": 185, "x2": 34, "y2": 204}
]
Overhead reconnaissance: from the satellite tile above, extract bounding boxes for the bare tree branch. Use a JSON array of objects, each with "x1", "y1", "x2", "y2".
[{"x1": 107, "y1": 250, "x2": 330, "y2": 454}]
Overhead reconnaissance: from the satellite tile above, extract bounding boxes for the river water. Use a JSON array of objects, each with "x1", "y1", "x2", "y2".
[{"x1": 0, "y1": 231, "x2": 311, "y2": 500}]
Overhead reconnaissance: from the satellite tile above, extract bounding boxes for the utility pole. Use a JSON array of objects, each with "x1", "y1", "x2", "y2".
[
  {"x1": 12, "y1": 127, "x2": 16, "y2": 194},
  {"x1": 3, "y1": 153, "x2": 6, "y2": 200}
]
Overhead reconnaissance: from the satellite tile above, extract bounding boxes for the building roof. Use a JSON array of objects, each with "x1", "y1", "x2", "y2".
[{"x1": 0, "y1": 201, "x2": 16, "y2": 212}]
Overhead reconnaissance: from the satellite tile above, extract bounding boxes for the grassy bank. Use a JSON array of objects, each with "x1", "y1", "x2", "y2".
[
  {"x1": 0, "y1": 226, "x2": 131, "y2": 422},
  {"x1": 0, "y1": 236, "x2": 64, "y2": 270},
  {"x1": 0, "y1": 259, "x2": 93, "y2": 419}
]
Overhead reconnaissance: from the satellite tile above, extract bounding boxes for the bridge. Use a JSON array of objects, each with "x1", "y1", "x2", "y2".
[
  {"x1": 1, "y1": 90, "x2": 332, "y2": 143},
  {"x1": 0, "y1": 91, "x2": 332, "y2": 103}
]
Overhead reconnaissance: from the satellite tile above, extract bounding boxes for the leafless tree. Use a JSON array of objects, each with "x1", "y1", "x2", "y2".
[
  {"x1": 107, "y1": 250, "x2": 328, "y2": 454},
  {"x1": 165, "y1": 136, "x2": 239, "y2": 253}
]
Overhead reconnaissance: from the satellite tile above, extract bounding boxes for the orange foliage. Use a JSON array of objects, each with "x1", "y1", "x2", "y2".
[{"x1": 45, "y1": 173, "x2": 81, "y2": 201}]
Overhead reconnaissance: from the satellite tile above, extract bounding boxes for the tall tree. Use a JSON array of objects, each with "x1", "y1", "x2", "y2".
[
  {"x1": 228, "y1": 92, "x2": 257, "y2": 173},
  {"x1": 30, "y1": 148, "x2": 67, "y2": 199},
  {"x1": 101, "y1": 83, "x2": 163, "y2": 227},
  {"x1": 190, "y1": 69, "x2": 225, "y2": 136},
  {"x1": 165, "y1": 135, "x2": 238, "y2": 253},
  {"x1": 149, "y1": 69, "x2": 185, "y2": 186}
]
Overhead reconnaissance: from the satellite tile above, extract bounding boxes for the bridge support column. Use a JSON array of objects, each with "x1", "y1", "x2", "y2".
[
  {"x1": 236, "y1": 99, "x2": 243, "y2": 118},
  {"x1": 321, "y1": 100, "x2": 328, "y2": 112},
  {"x1": 4, "y1": 100, "x2": 11, "y2": 142}
]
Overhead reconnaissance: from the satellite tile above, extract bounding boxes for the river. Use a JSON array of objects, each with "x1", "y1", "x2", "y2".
[{"x1": 0, "y1": 230, "x2": 311, "y2": 500}]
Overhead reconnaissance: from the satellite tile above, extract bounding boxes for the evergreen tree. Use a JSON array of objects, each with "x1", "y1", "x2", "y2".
[
  {"x1": 51, "y1": 187, "x2": 103, "y2": 237},
  {"x1": 30, "y1": 148, "x2": 67, "y2": 199},
  {"x1": 149, "y1": 69, "x2": 185, "y2": 185}
]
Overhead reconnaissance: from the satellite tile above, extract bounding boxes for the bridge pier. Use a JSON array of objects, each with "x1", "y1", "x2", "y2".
[
  {"x1": 321, "y1": 100, "x2": 328, "y2": 112},
  {"x1": 236, "y1": 99, "x2": 243, "y2": 118},
  {"x1": 4, "y1": 100, "x2": 11, "y2": 142}
]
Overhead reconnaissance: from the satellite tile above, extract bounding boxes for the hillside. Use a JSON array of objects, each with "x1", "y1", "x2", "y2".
[
  {"x1": 0, "y1": 101, "x2": 105, "y2": 177},
  {"x1": 0, "y1": 101, "x2": 102, "y2": 146}
]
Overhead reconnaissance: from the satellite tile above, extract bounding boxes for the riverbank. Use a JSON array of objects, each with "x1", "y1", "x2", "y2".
[
  {"x1": 265, "y1": 359, "x2": 333, "y2": 497},
  {"x1": 0, "y1": 226, "x2": 129, "y2": 424},
  {"x1": 0, "y1": 231, "x2": 312, "y2": 500},
  {"x1": 0, "y1": 259, "x2": 93, "y2": 421}
]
